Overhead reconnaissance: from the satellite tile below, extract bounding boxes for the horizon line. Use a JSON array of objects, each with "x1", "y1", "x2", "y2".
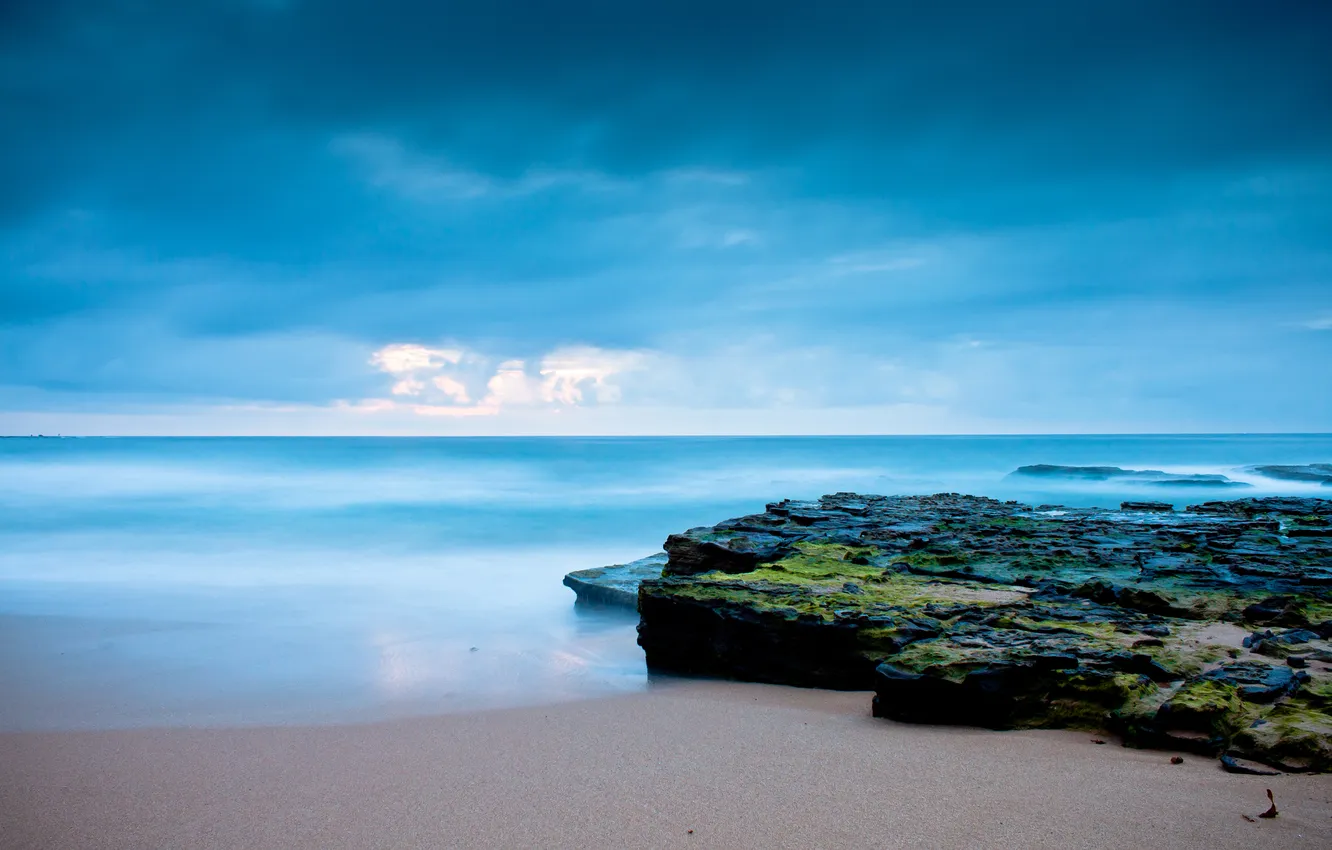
[{"x1": 5, "y1": 432, "x2": 1332, "y2": 440}]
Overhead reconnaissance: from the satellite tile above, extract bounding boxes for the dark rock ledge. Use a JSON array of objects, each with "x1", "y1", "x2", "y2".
[
  {"x1": 565, "y1": 493, "x2": 1332, "y2": 773},
  {"x1": 563, "y1": 553, "x2": 669, "y2": 608},
  {"x1": 1247, "y1": 464, "x2": 1332, "y2": 487},
  {"x1": 1009, "y1": 464, "x2": 1251, "y2": 488}
]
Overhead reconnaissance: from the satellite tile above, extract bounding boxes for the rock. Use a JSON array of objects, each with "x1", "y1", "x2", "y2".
[
  {"x1": 1190, "y1": 496, "x2": 1332, "y2": 518},
  {"x1": 1220, "y1": 753, "x2": 1281, "y2": 775},
  {"x1": 1121, "y1": 501, "x2": 1174, "y2": 512},
  {"x1": 1248, "y1": 628, "x2": 1320, "y2": 658},
  {"x1": 563, "y1": 553, "x2": 669, "y2": 609},
  {"x1": 1198, "y1": 663, "x2": 1308, "y2": 703},
  {"x1": 1143, "y1": 479, "x2": 1253, "y2": 489},
  {"x1": 662, "y1": 532, "x2": 794, "y2": 576},
  {"x1": 627, "y1": 492, "x2": 1332, "y2": 772},
  {"x1": 1243, "y1": 597, "x2": 1310, "y2": 628},
  {"x1": 1013, "y1": 464, "x2": 1145, "y2": 480},
  {"x1": 871, "y1": 653, "x2": 1151, "y2": 730},
  {"x1": 1010, "y1": 465, "x2": 1250, "y2": 488},
  {"x1": 1248, "y1": 464, "x2": 1332, "y2": 486}
]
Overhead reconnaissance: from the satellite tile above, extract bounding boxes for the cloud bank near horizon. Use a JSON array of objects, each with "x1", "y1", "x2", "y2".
[{"x1": 1, "y1": 1, "x2": 1330, "y2": 435}]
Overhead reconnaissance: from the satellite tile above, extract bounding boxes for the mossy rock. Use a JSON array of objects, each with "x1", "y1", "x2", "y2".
[
  {"x1": 616, "y1": 492, "x2": 1332, "y2": 772},
  {"x1": 1231, "y1": 699, "x2": 1332, "y2": 772}
]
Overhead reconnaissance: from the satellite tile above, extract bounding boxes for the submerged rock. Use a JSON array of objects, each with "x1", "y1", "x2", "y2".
[
  {"x1": 1248, "y1": 464, "x2": 1332, "y2": 486},
  {"x1": 625, "y1": 493, "x2": 1332, "y2": 772},
  {"x1": 1010, "y1": 465, "x2": 1250, "y2": 487}
]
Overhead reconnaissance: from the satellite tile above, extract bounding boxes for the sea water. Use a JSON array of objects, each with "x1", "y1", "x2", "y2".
[{"x1": 2, "y1": 434, "x2": 1330, "y2": 729}]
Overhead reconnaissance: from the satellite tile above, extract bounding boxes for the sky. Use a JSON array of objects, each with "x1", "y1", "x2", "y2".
[{"x1": 2, "y1": 0, "x2": 1330, "y2": 436}]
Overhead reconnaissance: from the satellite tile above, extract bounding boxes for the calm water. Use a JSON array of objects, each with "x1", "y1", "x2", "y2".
[{"x1": 2, "y1": 435, "x2": 1330, "y2": 730}]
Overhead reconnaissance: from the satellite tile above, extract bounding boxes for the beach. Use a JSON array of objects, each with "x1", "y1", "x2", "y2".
[
  {"x1": 3, "y1": 437, "x2": 1331, "y2": 847},
  {"x1": 4, "y1": 680, "x2": 1329, "y2": 850}
]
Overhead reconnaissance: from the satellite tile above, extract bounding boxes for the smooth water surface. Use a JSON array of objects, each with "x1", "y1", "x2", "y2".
[{"x1": 3, "y1": 435, "x2": 1330, "y2": 730}]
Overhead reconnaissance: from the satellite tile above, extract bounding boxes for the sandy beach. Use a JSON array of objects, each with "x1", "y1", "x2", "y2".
[{"x1": 3, "y1": 679, "x2": 1329, "y2": 850}]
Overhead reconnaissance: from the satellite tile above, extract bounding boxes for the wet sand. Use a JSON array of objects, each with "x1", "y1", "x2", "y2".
[{"x1": 2, "y1": 680, "x2": 1329, "y2": 849}]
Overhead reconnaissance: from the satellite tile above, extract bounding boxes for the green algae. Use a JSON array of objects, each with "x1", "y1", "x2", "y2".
[
  {"x1": 644, "y1": 580, "x2": 842, "y2": 622},
  {"x1": 1039, "y1": 673, "x2": 1157, "y2": 730},
  {"x1": 1303, "y1": 677, "x2": 1332, "y2": 707},
  {"x1": 1000, "y1": 615, "x2": 1122, "y2": 641},
  {"x1": 1162, "y1": 680, "x2": 1258, "y2": 737},
  {"x1": 980, "y1": 515, "x2": 1040, "y2": 529},
  {"x1": 744, "y1": 542, "x2": 882, "y2": 582},
  {"x1": 1300, "y1": 598, "x2": 1332, "y2": 625},
  {"x1": 1133, "y1": 641, "x2": 1228, "y2": 679},
  {"x1": 1113, "y1": 683, "x2": 1176, "y2": 729},
  {"x1": 890, "y1": 640, "x2": 980, "y2": 679},
  {"x1": 651, "y1": 574, "x2": 1019, "y2": 624},
  {"x1": 1232, "y1": 699, "x2": 1332, "y2": 771},
  {"x1": 670, "y1": 540, "x2": 1031, "y2": 620}
]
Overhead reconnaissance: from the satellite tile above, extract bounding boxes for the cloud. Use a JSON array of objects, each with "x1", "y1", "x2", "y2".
[
  {"x1": 1, "y1": 2, "x2": 1330, "y2": 434},
  {"x1": 539, "y1": 347, "x2": 649, "y2": 404},
  {"x1": 483, "y1": 360, "x2": 540, "y2": 407},
  {"x1": 1305, "y1": 316, "x2": 1332, "y2": 331},
  {"x1": 370, "y1": 344, "x2": 464, "y2": 374},
  {"x1": 360, "y1": 343, "x2": 650, "y2": 417},
  {"x1": 390, "y1": 378, "x2": 424, "y2": 396},
  {"x1": 431, "y1": 375, "x2": 471, "y2": 403}
]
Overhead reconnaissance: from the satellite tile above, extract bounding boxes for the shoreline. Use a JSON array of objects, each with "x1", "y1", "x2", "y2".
[{"x1": 4, "y1": 680, "x2": 1329, "y2": 849}]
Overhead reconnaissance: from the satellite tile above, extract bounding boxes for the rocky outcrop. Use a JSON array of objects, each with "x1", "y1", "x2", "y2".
[
  {"x1": 626, "y1": 493, "x2": 1332, "y2": 772},
  {"x1": 1248, "y1": 464, "x2": 1332, "y2": 486},
  {"x1": 1010, "y1": 465, "x2": 1250, "y2": 487},
  {"x1": 563, "y1": 553, "x2": 669, "y2": 608}
]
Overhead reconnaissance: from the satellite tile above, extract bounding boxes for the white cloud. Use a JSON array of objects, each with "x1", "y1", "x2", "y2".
[
  {"x1": 371, "y1": 343, "x2": 463, "y2": 374},
  {"x1": 1305, "y1": 315, "x2": 1332, "y2": 330},
  {"x1": 390, "y1": 378, "x2": 424, "y2": 396},
  {"x1": 539, "y1": 346, "x2": 648, "y2": 404},
  {"x1": 362, "y1": 343, "x2": 650, "y2": 417},
  {"x1": 431, "y1": 375, "x2": 471, "y2": 403},
  {"x1": 483, "y1": 360, "x2": 541, "y2": 406}
]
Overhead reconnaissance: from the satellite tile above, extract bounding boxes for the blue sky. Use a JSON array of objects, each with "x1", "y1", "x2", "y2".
[{"x1": 2, "y1": 0, "x2": 1330, "y2": 435}]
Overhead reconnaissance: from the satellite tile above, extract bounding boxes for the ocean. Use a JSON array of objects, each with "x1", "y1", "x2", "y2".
[{"x1": 2, "y1": 434, "x2": 1329, "y2": 730}]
